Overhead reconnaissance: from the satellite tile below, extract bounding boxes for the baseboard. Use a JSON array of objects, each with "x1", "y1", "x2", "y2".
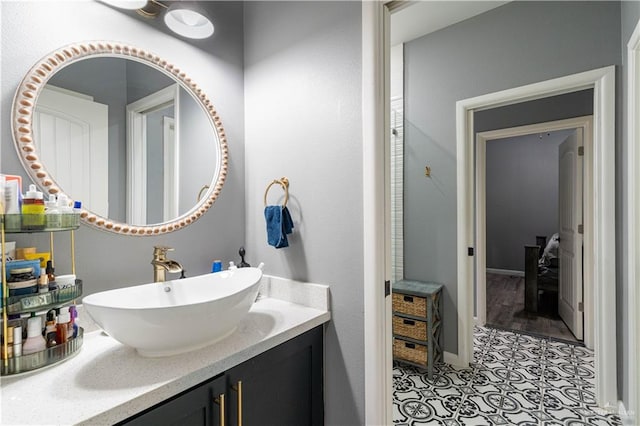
[
  {"x1": 618, "y1": 400, "x2": 636, "y2": 425},
  {"x1": 443, "y1": 351, "x2": 462, "y2": 367},
  {"x1": 486, "y1": 268, "x2": 525, "y2": 277}
]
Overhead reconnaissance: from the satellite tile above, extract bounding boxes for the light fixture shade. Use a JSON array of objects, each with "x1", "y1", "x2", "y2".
[
  {"x1": 98, "y1": 0, "x2": 148, "y2": 10},
  {"x1": 164, "y1": 4, "x2": 214, "y2": 39}
]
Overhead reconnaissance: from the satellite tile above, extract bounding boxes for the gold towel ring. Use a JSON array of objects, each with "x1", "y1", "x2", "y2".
[{"x1": 264, "y1": 177, "x2": 289, "y2": 207}]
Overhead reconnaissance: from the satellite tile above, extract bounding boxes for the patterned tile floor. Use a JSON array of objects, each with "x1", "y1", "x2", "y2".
[{"x1": 393, "y1": 326, "x2": 621, "y2": 425}]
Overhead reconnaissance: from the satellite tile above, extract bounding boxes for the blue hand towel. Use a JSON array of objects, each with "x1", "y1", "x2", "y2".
[{"x1": 264, "y1": 205, "x2": 294, "y2": 248}]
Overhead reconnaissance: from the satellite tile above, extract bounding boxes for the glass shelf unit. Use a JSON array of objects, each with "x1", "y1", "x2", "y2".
[
  {"x1": 1, "y1": 280, "x2": 82, "y2": 315},
  {"x1": 2, "y1": 213, "x2": 80, "y2": 233},
  {"x1": 1, "y1": 213, "x2": 83, "y2": 376},
  {"x1": 0, "y1": 327, "x2": 84, "y2": 376}
]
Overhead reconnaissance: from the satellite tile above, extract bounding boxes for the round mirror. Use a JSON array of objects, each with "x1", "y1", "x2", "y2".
[{"x1": 11, "y1": 42, "x2": 228, "y2": 235}]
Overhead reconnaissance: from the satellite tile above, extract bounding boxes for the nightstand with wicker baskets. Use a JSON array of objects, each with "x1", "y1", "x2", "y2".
[{"x1": 392, "y1": 280, "x2": 443, "y2": 379}]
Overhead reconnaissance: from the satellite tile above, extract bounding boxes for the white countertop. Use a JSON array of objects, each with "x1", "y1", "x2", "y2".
[{"x1": 0, "y1": 276, "x2": 331, "y2": 426}]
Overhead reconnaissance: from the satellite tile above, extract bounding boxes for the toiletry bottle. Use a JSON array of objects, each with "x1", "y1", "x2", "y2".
[
  {"x1": 21, "y1": 184, "x2": 45, "y2": 230},
  {"x1": 68, "y1": 306, "x2": 78, "y2": 339},
  {"x1": 2, "y1": 326, "x2": 14, "y2": 358},
  {"x1": 22, "y1": 316, "x2": 46, "y2": 355},
  {"x1": 212, "y1": 260, "x2": 223, "y2": 273},
  {"x1": 44, "y1": 194, "x2": 61, "y2": 229},
  {"x1": 12, "y1": 326, "x2": 22, "y2": 357},
  {"x1": 44, "y1": 311, "x2": 57, "y2": 348},
  {"x1": 38, "y1": 273, "x2": 49, "y2": 294},
  {"x1": 57, "y1": 194, "x2": 74, "y2": 228},
  {"x1": 4, "y1": 179, "x2": 21, "y2": 231},
  {"x1": 56, "y1": 309, "x2": 70, "y2": 344},
  {"x1": 46, "y1": 260, "x2": 57, "y2": 291},
  {"x1": 228, "y1": 261, "x2": 237, "y2": 270},
  {"x1": 72, "y1": 201, "x2": 82, "y2": 227}
]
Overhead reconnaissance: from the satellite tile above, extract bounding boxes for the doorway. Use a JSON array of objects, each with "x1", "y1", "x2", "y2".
[
  {"x1": 456, "y1": 69, "x2": 617, "y2": 408},
  {"x1": 476, "y1": 118, "x2": 593, "y2": 346}
]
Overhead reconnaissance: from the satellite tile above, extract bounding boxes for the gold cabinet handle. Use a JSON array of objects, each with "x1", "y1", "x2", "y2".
[
  {"x1": 213, "y1": 393, "x2": 225, "y2": 426},
  {"x1": 232, "y1": 381, "x2": 243, "y2": 426}
]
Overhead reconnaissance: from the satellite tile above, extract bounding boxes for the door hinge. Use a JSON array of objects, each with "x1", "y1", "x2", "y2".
[
  {"x1": 385, "y1": 280, "x2": 390, "y2": 297},
  {"x1": 468, "y1": 247, "x2": 474, "y2": 256},
  {"x1": 578, "y1": 224, "x2": 584, "y2": 234},
  {"x1": 578, "y1": 301, "x2": 584, "y2": 312},
  {"x1": 578, "y1": 146, "x2": 584, "y2": 156}
]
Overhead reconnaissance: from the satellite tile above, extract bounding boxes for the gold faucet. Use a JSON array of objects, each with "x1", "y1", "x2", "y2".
[{"x1": 151, "y1": 246, "x2": 184, "y2": 283}]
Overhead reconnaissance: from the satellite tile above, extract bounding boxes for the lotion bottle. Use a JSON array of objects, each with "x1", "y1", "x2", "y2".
[
  {"x1": 57, "y1": 194, "x2": 74, "y2": 228},
  {"x1": 22, "y1": 317, "x2": 46, "y2": 355},
  {"x1": 45, "y1": 194, "x2": 61, "y2": 229}
]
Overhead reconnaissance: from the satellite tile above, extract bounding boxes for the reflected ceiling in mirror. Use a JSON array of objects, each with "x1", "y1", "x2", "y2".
[{"x1": 12, "y1": 42, "x2": 228, "y2": 235}]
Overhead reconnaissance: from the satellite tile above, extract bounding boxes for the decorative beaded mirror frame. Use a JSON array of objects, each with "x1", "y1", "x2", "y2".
[{"x1": 11, "y1": 41, "x2": 228, "y2": 235}]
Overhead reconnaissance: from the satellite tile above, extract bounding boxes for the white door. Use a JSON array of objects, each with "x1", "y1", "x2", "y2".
[
  {"x1": 558, "y1": 129, "x2": 584, "y2": 340},
  {"x1": 33, "y1": 86, "x2": 109, "y2": 217}
]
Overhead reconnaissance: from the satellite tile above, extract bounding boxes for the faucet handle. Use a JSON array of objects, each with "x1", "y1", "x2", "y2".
[{"x1": 153, "y1": 245, "x2": 174, "y2": 256}]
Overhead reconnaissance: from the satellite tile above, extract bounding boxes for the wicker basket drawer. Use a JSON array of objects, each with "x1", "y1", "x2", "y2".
[
  {"x1": 392, "y1": 293, "x2": 427, "y2": 317},
  {"x1": 393, "y1": 316, "x2": 427, "y2": 341},
  {"x1": 393, "y1": 337, "x2": 427, "y2": 367}
]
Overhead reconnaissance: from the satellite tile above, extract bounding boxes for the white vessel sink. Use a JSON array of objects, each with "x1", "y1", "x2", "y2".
[{"x1": 83, "y1": 268, "x2": 263, "y2": 357}]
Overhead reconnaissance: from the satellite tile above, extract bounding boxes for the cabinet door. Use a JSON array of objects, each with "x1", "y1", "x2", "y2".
[
  {"x1": 227, "y1": 327, "x2": 323, "y2": 426},
  {"x1": 120, "y1": 374, "x2": 226, "y2": 426}
]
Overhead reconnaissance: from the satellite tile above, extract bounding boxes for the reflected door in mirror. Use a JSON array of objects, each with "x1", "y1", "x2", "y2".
[{"x1": 33, "y1": 86, "x2": 109, "y2": 217}]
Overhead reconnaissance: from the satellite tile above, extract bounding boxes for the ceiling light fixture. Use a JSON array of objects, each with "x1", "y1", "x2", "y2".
[
  {"x1": 164, "y1": 3, "x2": 214, "y2": 40},
  {"x1": 98, "y1": 0, "x2": 148, "y2": 10},
  {"x1": 100, "y1": 0, "x2": 214, "y2": 40}
]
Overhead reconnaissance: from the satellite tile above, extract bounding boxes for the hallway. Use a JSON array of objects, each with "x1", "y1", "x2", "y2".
[
  {"x1": 485, "y1": 273, "x2": 579, "y2": 344},
  {"x1": 393, "y1": 327, "x2": 619, "y2": 425}
]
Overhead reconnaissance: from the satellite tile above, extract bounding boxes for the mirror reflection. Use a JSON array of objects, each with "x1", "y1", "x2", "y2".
[{"x1": 32, "y1": 57, "x2": 217, "y2": 226}]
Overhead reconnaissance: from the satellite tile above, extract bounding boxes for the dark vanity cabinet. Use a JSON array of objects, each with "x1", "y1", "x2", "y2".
[{"x1": 120, "y1": 326, "x2": 323, "y2": 426}]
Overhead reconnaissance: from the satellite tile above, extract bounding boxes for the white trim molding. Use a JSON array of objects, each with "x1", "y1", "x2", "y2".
[
  {"x1": 627, "y1": 18, "x2": 640, "y2": 425},
  {"x1": 476, "y1": 117, "x2": 594, "y2": 348},
  {"x1": 126, "y1": 85, "x2": 178, "y2": 224},
  {"x1": 362, "y1": 2, "x2": 392, "y2": 425},
  {"x1": 456, "y1": 66, "x2": 617, "y2": 408}
]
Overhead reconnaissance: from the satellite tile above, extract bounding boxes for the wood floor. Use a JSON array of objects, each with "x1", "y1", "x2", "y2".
[{"x1": 485, "y1": 272, "x2": 581, "y2": 344}]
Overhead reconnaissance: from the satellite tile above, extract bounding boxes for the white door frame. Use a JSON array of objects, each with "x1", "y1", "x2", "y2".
[
  {"x1": 475, "y1": 117, "x2": 594, "y2": 349},
  {"x1": 456, "y1": 67, "x2": 617, "y2": 408},
  {"x1": 126, "y1": 84, "x2": 178, "y2": 224},
  {"x1": 626, "y1": 18, "x2": 640, "y2": 423},
  {"x1": 362, "y1": 2, "x2": 393, "y2": 425}
]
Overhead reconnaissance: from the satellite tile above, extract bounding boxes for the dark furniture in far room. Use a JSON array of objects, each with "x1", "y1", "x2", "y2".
[{"x1": 524, "y1": 244, "x2": 559, "y2": 313}]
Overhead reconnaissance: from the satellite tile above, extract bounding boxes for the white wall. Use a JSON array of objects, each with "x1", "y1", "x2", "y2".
[{"x1": 243, "y1": 2, "x2": 364, "y2": 424}]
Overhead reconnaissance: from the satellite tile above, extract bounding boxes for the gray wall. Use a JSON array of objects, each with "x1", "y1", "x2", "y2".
[
  {"x1": 620, "y1": 0, "x2": 640, "y2": 411},
  {"x1": 243, "y1": 2, "x2": 364, "y2": 424},
  {"x1": 474, "y1": 89, "x2": 594, "y2": 133},
  {"x1": 404, "y1": 1, "x2": 621, "y2": 355},
  {"x1": 1, "y1": 1, "x2": 245, "y2": 292},
  {"x1": 485, "y1": 131, "x2": 571, "y2": 271},
  {"x1": 179, "y1": 88, "x2": 217, "y2": 215}
]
